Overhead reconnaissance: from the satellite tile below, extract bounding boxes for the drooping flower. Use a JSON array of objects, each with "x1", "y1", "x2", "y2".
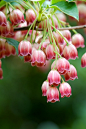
[
  {"x1": 51, "y1": 58, "x2": 70, "y2": 74},
  {"x1": 41, "y1": 81, "x2": 49, "y2": 96},
  {"x1": 59, "y1": 82, "x2": 72, "y2": 98},
  {"x1": 64, "y1": 65, "x2": 78, "y2": 81},
  {"x1": 18, "y1": 40, "x2": 32, "y2": 56},
  {"x1": 10, "y1": 9, "x2": 24, "y2": 25},
  {"x1": 47, "y1": 87, "x2": 59, "y2": 103},
  {"x1": 31, "y1": 49, "x2": 46, "y2": 67},
  {"x1": 81, "y1": 53, "x2": 86, "y2": 68},
  {"x1": 48, "y1": 70, "x2": 61, "y2": 86},
  {"x1": 0, "y1": 11, "x2": 7, "y2": 26}
]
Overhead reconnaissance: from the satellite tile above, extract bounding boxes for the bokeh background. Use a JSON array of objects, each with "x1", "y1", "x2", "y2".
[{"x1": 0, "y1": 17, "x2": 86, "y2": 129}]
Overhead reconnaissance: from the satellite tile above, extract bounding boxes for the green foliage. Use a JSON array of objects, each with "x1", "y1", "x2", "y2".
[
  {"x1": 11, "y1": 2, "x2": 20, "y2": 6},
  {"x1": 51, "y1": 1, "x2": 79, "y2": 21},
  {"x1": 0, "y1": 0, "x2": 6, "y2": 8}
]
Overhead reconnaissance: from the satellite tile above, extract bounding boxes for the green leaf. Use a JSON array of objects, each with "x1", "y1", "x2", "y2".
[
  {"x1": 0, "y1": 1, "x2": 6, "y2": 8},
  {"x1": 6, "y1": 38, "x2": 19, "y2": 55},
  {"x1": 51, "y1": 1, "x2": 79, "y2": 21},
  {"x1": 11, "y1": 2, "x2": 20, "y2": 6}
]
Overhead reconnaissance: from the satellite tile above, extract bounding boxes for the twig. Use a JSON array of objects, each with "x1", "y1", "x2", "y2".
[
  {"x1": 14, "y1": 25, "x2": 43, "y2": 32},
  {"x1": 14, "y1": 24, "x2": 86, "y2": 32},
  {"x1": 59, "y1": 25, "x2": 86, "y2": 31}
]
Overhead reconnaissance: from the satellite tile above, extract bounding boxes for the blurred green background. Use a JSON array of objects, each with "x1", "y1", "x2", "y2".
[{"x1": 0, "y1": 19, "x2": 86, "y2": 129}]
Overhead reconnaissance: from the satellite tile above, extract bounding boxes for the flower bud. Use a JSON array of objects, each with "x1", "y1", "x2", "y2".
[
  {"x1": 31, "y1": 49, "x2": 46, "y2": 67},
  {"x1": 26, "y1": 9, "x2": 36, "y2": 25},
  {"x1": 63, "y1": 43, "x2": 78, "y2": 60},
  {"x1": 48, "y1": 70, "x2": 61, "y2": 86},
  {"x1": 41, "y1": 81, "x2": 49, "y2": 96},
  {"x1": 52, "y1": 31, "x2": 64, "y2": 45},
  {"x1": 64, "y1": 65, "x2": 78, "y2": 81},
  {"x1": 61, "y1": 30, "x2": 71, "y2": 41},
  {"x1": 0, "y1": 21, "x2": 14, "y2": 36},
  {"x1": 0, "y1": 11, "x2": 7, "y2": 26},
  {"x1": 59, "y1": 82, "x2": 72, "y2": 98},
  {"x1": 47, "y1": 87, "x2": 59, "y2": 103},
  {"x1": 10, "y1": 9, "x2": 24, "y2": 25},
  {"x1": 51, "y1": 58, "x2": 70, "y2": 74},
  {"x1": 18, "y1": 41, "x2": 32, "y2": 56},
  {"x1": 81, "y1": 53, "x2": 86, "y2": 67},
  {"x1": 72, "y1": 33, "x2": 85, "y2": 48},
  {"x1": 46, "y1": 44, "x2": 59, "y2": 60}
]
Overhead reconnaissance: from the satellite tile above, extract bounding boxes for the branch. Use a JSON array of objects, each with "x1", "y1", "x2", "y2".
[
  {"x1": 14, "y1": 25, "x2": 43, "y2": 32},
  {"x1": 59, "y1": 25, "x2": 86, "y2": 31},
  {"x1": 14, "y1": 24, "x2": 86, "y2": 32}
]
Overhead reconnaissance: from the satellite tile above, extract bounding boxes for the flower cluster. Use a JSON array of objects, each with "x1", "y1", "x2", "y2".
[
  {"x1": 0, "y1": 1, "x2": 86, "y2": 103},
  {"x1": 42, "y1": 58, "x2": 78, "y2": 103}
]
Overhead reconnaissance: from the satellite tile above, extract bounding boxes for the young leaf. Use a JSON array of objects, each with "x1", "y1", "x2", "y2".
[
  {"x1": 6, "y1": 38, "x2": 19, "y2": 55},
  {"x1": 51, "y1": 1, "x2": 79, "y2": 21}
]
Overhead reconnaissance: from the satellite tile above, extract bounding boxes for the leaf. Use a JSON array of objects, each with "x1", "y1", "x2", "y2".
[
  {"x1": 51, "y1": 1, "x2": 79, "y2": 21},
  {"x1": 0, "y1": 1, "x2": 6, "y2": 8},
  {"x1": 6, "y1": 38, "x2": 19, "y2": 55},
  {"x1": 11, "y1": 2, "x2": 20, "y2": 6}
]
